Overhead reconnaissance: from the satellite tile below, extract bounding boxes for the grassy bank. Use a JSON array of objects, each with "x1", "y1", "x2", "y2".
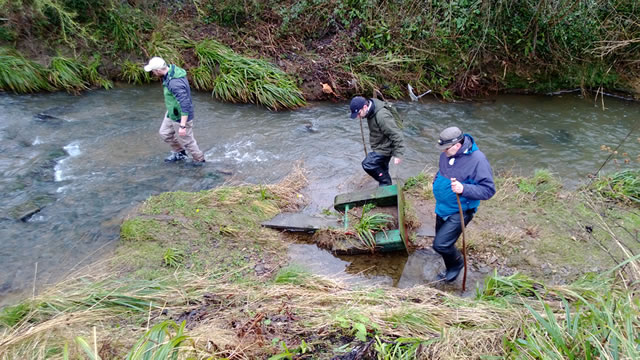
[
  {"x1": 1, "y1": 0, "x2": 639, "y2": 105},
  {"x1": 403, "y1": 168, "x2": 640, "y2": 282},
  {"x1": 1, "y1": 167, "x2": 638, "y2": 359}
]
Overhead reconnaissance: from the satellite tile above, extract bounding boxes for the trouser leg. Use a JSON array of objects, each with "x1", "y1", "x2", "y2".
[
  {"x1": 158, "y1": 118, "x2": 204, "y2": 161},
  {"x1": 180, "y1": 120, "x2": 204, "y2": 162},
  {"x1": 433, "y1": 211, "x2": 474, "y2": 269},
  {"x1": 159, "y1": 116, "x2": 184, "y2": 152},
  {"x1": 361, "y1": 152, "x2": 392, "y2": 186}
]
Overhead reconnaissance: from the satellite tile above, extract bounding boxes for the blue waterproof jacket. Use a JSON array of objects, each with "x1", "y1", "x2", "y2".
[{"x1": 433, "y1": 135, "x2": 495, "y2": 217}]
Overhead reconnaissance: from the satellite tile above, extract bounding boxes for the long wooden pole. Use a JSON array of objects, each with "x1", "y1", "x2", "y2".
[
  {"x1": 359, "y1": 117, "x2": 367, "y2": 157},
  {"x1": 455, "y1": 193, "x2": 468, "y2": 292}
]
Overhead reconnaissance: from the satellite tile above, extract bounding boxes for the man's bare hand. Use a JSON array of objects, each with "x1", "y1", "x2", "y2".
[{"x1": 451, "y1": 177, "x2": 464, "y2": 194}]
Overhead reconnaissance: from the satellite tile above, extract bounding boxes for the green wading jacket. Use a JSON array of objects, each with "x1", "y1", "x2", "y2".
[
  {"x1": 162, "y1": 65, "x2": 194, "y2": 122},
  {"x1": 366, "y1": 98, "x2": 405, "y2": 157}
]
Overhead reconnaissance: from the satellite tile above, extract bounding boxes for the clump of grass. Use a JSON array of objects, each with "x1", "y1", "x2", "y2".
[
  {"x1": 0, "y1": 303, "x2": 32, "y2": 328},
  {"x1": 403, "y1": 171, "x2": 433, "y2": 199},
  {"x1": 84, "y1": 55, "x2": 113, "y2": 89},
  {"x1": 517, "y1": 169, "x2": 561, "y2": 200},
  {"x1": 354, "y1": 204, "x2": 394, "y2": 252},
  {"x1": 373, "y1": 336, "x2": 433, "y2": 359},
  {"x1": 506, "y1": 270, "x2": 640, "y2": 359},
  {"x1": 592, "y1": 169, "x2": 640, "y2": 205},
  {"x1": 189, "y1": 64, "x2": 215, "y2": 91},
  {"x1": 163, "y1": 248, "x2": 184, "y2": 268},
  {"x1": 145, "y1": 24, "x2": 187, "y2": 67},
  {"x1": 120, "y1": 218, "x2": 161, "y2": 242},
  {"x1": 120, "y1": 60, "x2": 151, "y2": 84},
  {"x1": 193, "y1": 39, "x2": 306, "y2": 110},
  {"x1": 105, "y1": 3, "x2": 146, "y2": 52},
  {"x1": 476, "y1": 271, "x2": 545, "y2": 302},
  {"x1": 0, "y1": 47, "x2": 50, "y2": 93},
  {"x1": 273, "y1": 265, "x2": 310, "y2": 285},
  {"x1": 124, "y1": 320, "x2": 194, "y2": 359},
  {"x1": 48, "y1": 56, "x2": 89, "y2": 94}
]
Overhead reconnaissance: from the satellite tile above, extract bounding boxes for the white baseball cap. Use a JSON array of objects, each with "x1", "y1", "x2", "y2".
[{"x1": 143, "y1": 57, "x2": 167, "y2": 72}]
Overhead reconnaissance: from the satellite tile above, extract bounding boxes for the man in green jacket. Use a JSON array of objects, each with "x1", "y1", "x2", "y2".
[
  {"x1": 144, "y1": 57, "x2": 205, "y2": 166},
  {"x1": 349, "y1": 96, "x2": 405, "y2": 186}
]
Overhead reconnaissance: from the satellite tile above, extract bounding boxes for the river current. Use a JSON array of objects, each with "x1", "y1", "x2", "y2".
[{"x1": 1, "y1": 84, "x2": 638, "y2": 304}]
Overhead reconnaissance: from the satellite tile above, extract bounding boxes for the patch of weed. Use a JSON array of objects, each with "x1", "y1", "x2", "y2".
[
  {"x1": 274, "y1": 265, "x2": 310, "y2": 285},
  {"x1": 120, "y1": 218, "x2": 163, "y2": 242}
]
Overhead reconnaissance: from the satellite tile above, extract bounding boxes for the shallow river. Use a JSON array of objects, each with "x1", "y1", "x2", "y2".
[{"x1": 1, "y1": 84, "x2": 638, "y2": 304}]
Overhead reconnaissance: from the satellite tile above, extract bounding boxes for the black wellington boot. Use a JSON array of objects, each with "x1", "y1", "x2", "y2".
[
  {"x1": 164, "y1": 150, "x2": 187, "y2": 162},
  {"x1": 437, "y1": 256, "x2": 464, "y2": 282}
]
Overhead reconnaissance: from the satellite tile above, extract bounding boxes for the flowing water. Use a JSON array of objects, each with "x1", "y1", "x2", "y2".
[{"x1": 1, "y1": 84, "x2": 638, "y2": 304}]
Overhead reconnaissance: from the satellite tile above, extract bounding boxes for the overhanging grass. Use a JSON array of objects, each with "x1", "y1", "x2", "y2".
[
  {"x1": 48, "y1": 56, "x2": 89, "y2": 94},
  {"x1": 120, "y1": 60, "x2": 151, "y2": 84},
  {"x1": 0, "y1": 47, "x2": 50, "y2": 93},
  {"x1": 193, "y1": 39, "x2": 306, "y2": 110},
  {"x1": 3, "y1": 0, "x2": 640, "y2": 100}
]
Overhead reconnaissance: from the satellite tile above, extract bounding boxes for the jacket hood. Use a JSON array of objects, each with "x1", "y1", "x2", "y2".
[
  {"x1": 369, "y1": 98, "x2": 384, "y2": 118},
  {"x1": 166, "y1": 64, "x2": 187, "y2": 80},
  {"x1": 454, "y1": 134, "x2": 478, "y2": 157}
]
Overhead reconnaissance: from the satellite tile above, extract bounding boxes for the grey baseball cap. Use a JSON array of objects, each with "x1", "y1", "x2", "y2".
[{"x1": 437, "y1": 126, "x2": 464, "y2": 150}]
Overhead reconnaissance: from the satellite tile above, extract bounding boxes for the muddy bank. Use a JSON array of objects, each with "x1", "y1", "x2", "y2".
[
  {"x1": 1, "y1": 167, "x2": 637, "y2": 359},
  {"x1": 3, "y1": 1, "x2": 640, "y2": 102}
]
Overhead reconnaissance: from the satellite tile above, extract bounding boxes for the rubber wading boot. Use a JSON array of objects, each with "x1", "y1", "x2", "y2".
[
  {"x1": 437, "y1": 257, "x2": 464, "y2": 282},
  {"x1": 165, "y1": 150, "x2": 187, "y2": 162}
]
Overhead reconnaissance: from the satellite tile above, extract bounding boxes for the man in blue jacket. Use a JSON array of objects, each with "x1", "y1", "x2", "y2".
[
  {"x1": 432, "y1": 126, "x2": 495, "y2": 282},
  {"x1": 144, "y1": 57, "x2": 205, "y2": 166}
]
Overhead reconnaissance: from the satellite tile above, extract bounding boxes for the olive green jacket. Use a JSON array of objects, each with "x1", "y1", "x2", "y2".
[{"x1": 366, "y1": 98, "x2": 405, "y2": 157}]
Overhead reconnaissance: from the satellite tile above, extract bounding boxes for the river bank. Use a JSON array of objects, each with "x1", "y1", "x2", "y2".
[
  {"x1": 1, "y1": 166, "x2": 638, "y2": 359},
  {"x1": 2, "y1": 1, "x2": 640, "y2": 105},
  {"x1": 2, "y1": 88, "x2": 638, "y2": 310}
]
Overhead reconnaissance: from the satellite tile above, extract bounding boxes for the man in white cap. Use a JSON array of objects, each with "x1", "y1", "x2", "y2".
[
  {"x1": 144, "y1": 57, "x2": 205, "y2": 166},
  {"x1": 432, "y1": 126, "x2": 495, "y2": 282}
]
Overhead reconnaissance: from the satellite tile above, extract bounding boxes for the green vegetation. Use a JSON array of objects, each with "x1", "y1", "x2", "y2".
[
  {"x1": 0, "y1": 47, "x2": 50, "y2": 93},
  {"x1": 193, "y1": 39, "x2": 306, "y2": 110},
  {"x1": 403, "y1": 171, "x2": 434, "y2": 200},
  {"x1": 48, "y1": 56, "x2": 89, "y2": 93},
  {"x1": 516, "y1": 168, "x2": 561, "y2": 202},
  {"x1": 504, "y1": 268, "x2": 640, "y2": 359},
  {"x1": 592, "y1": 169, "x2": 640, "y2": 205},
  {"x1": 354, "y1": 204, "x2": 394, "y2": 252},
  {"x1": 2, "y1": 0, "x2": 639, "y2": 103},
  {"x1": 120, "y1": 60, "x2": 151, "y2": 85},
  {"x1": 0, "y1": 168, "x2": 638, "y2": 359}
]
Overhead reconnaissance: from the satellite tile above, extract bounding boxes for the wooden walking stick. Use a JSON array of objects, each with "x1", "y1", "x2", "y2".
[
  {"x1": 452, "y1": 178, "x2": 468, "y2": 292},
  {"x1": 359, "y1": 116, "x2": 367, "y2": 157}
]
